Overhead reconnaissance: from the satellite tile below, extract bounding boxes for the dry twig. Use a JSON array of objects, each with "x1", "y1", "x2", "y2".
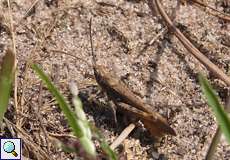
[
  {"x1": 110, "y1": 123, "x2": 136, "y2": 150},
  {"x1": 190, "y1": 0, "x2": 230, "y2": 22},
  {"x1": 149, "y1": 0, "x2": 230, "y2": 86}
]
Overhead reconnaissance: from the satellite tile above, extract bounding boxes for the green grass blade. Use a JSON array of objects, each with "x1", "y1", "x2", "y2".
[
  {"x1": 199, "y1": 74, "x2": 230, "y2": 143},
  {"x1": 100, "y1": 141, "x2": 117, "y2": 160},
  {"x1": 0, "y1": 49, "x2": 15, "y2": 124},
  {"x1": 32, "y1": 64, "x2": 83, "y2": 138},
  {"x1": 92, "y1": 125, "x2": 117, "y2": 160}
]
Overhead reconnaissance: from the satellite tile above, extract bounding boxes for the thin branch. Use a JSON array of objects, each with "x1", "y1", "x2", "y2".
[
  {"x1": 150, "y1": 0, "x2": 230, "y2": 86},
  {"x1": 190, "y1": 0, "x2": 230, "y2": 22}
]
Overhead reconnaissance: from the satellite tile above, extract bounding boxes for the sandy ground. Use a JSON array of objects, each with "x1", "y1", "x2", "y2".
[{"x1": 0, "y1": 0, "x2": 230, "y2": 159}]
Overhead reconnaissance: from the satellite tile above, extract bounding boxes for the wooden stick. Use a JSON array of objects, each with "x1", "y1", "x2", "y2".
[{"x1": 110, "y1": 123, "x2": 136, "y2": 150}]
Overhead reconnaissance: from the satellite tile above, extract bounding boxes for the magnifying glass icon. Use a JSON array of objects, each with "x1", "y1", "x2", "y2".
[{"x1": 3, "y1": 141, "x2": 18, "y2": 157}]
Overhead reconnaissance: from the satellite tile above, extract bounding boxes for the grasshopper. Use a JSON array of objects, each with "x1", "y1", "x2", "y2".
[{"x1": 89, "y1": 19, "x2": 176, "y2": 137}]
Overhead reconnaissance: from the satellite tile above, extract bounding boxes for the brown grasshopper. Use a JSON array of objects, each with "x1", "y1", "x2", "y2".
[{"x1": 89, "y1": 19, "x2": 176, "y2": 137}]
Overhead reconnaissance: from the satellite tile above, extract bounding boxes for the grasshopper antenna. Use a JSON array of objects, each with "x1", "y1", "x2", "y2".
[{"x1": 89, "y1": 18, "x2": 96, "y2": 67}]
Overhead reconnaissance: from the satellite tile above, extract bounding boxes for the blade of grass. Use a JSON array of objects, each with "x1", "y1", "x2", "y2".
[
  {"x1": 101, "y1": 141, "x2": 117, "y2": 160},
  {"x1": 31, "y1": 64, "x2": 83, "y2": 138},
  {"x1": 199, "y1": 74, "x2": 230, "y2": 144},
  {"x1": 0, "y1": 49, "x2": 15, "y2": 124},
  {"x1": 91, "y1": 125, "x2": 117, "y2": 160},
  {"x1": 205, "y1": 97, "x2": 230, "y2": 160},
  {"x1": 32, "y1": 64, "x2": 97, "y2": 157},
  {"x1": 205, "y1": 127, "x2": 222, "y2": 160}
]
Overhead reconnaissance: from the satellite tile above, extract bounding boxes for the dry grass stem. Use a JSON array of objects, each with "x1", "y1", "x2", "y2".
[
  {"x1": 151, "y1": 0, "x2": 230, "y2": 86},
  {"x1": 190, "y1": 0, "x2": 230, "y2": 21}
]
